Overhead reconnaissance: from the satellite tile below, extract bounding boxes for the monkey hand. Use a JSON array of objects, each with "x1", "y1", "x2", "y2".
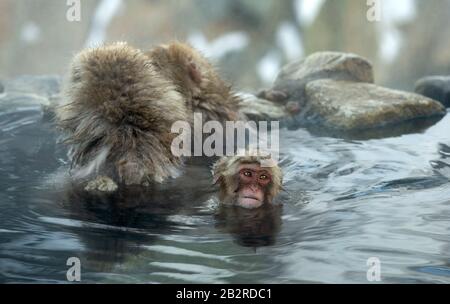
[{"x1": 84, "y1": 176, "x2": 119, "y2": 193}]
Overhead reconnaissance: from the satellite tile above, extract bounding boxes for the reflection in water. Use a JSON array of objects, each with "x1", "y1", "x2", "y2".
[
  {"x1": 59, "y1": 178, "x2": 215, "y2": 272},
  {"x1": 215, "y1": 203, "x2": 282, "y2": 247},
  {"x1": 1, "y1": 91, "x2": 450, "y2": 283},
  {"x1": 62, "y1": 182, "x2": 283, "y2": 272},
  {"x1": 430, "y1": 143, "x2": 450, "y2": 180}
]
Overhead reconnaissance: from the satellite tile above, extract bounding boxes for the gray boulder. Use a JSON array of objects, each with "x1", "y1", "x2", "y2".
[
  {"x1": 415, "y1": 76, "x2": 450, "y2": 108},
  {"x1": 270, "y1": 52, "x2": 374, "y2": 106},
  {"x1": 303, "y1": 79, "x2": 446, "y2": 131},
  {"x1": 254, "y1": 52, "x2": 448, "y2": 137}
]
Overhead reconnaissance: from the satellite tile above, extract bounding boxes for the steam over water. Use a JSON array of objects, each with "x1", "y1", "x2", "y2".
[{"x1": 1, "y1": 103, "x2": 450, "y2": 283}]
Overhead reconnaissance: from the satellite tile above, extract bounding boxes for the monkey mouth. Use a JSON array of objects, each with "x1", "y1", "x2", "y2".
[
  {"x1": 237, "y1": 195, "x2": 263, "y2": 209},
  {"x1": 242, "y1": 195, "x2": 261, "y2": 202}
]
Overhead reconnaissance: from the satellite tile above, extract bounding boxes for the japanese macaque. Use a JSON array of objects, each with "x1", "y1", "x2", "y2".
[
  {"x1": 146, "y1": 42, "x2": 242, "y2": 123},
  {"x1": 56, "y1": 41, "x2": 242, "y2": 189},
  {"x1": 212, "y1": 153, "x2": 283, "y2": 209}
]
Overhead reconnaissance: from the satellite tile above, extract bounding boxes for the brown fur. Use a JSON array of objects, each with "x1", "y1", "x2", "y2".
[
  {"x1": 146, "y1": 42, "x2": 243, "y2": 123},
  {"x1": 57, "y1": 42, "x2": 188, "y2": 185},
  {"x1": 57, "y1": 42, "x2": 243, "y2": 186},
  {"x1": 212, "y1": 153, "x2": 283, "y2": 205}
]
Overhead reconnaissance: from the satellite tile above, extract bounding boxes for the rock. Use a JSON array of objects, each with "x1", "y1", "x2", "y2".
[
  {"x1": 302, "y1": 79, "x2": 446, "y2": 131},
  {"x1": 0, "y1": 76, "x2": 61, "y2": 120},
  {"x1": 415, "y1": 76, "x2": 450, "y2": 107},
  {"x1": 238, "y1": 93, "x2": 287, "y2": 120},
  {"x1": 4, "y1": 75, "x2": 61, "y2": 98},
  {"x1": 271, "y1": 52, "x2": 374, "y2": 106},
  {"x1": 258, "y1": 52, "x2": 447, "y2": 137},
  {"x1": 0, "y1": 92, "x2": 51, "y2": 113}
]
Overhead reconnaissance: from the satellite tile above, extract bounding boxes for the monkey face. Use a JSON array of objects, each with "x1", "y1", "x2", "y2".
[
  {"x1": 213, "y1": 154, "x2": 283, "y2": 210},
  {"x1": 236, "y1": 164, "x2": 272, "y2": 209}
]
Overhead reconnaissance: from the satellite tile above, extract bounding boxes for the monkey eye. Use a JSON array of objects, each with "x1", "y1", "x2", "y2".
[
  {"x1": 243, "y1": 170, "x2": 252, "y2": 177},
  {"x1": 259, "y1": 174, "x2": 268, "y2": 180}
]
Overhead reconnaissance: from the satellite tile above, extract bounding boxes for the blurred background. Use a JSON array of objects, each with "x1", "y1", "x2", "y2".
[{"x1": 0, "y1": 0, "x2": 450, "y2": 91}]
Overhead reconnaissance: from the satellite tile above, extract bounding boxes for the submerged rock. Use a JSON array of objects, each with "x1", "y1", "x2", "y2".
[
  {"x1": 0, "y1": 75, "x2": 62, "y2": 120},
  {"x1": 4, "y1": 75, "x2": 61, "y2": 98},
  {"x1": 303, "y1": 79, "x2": 446, "y2": 131},
  {"x1": 415, "y1": 76, "x2": 450, "y2": 108}
]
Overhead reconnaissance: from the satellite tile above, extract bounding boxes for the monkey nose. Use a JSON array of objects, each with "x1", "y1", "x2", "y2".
[{"x1": 249, "y1": 185, "x2": 259, "y2": 192}]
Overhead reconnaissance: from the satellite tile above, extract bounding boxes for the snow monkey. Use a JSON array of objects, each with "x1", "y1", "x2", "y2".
[
  {"x1": 56, "y1": 42, "x2": 243, "y2": 190},
  {"x1": 212, "y1": 152, "x2": 283, "y2": 209},
  {"x1": 146, "y1": 42, "x2": 242, "y2": 123}
]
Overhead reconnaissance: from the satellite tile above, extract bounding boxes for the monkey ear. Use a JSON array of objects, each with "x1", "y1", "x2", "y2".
[{"x1": 188, "y1": 60, "x2": 202, "y2": 85}]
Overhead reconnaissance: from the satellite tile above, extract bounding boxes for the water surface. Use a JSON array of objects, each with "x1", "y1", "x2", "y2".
[{"x1": 1, "y1": 94, "x2": 449, "y2": 283}]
